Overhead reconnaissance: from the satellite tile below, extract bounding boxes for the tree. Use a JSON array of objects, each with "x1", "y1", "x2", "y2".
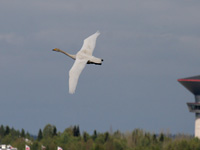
[
  {"x1": 113, "y1": 130, "x2": 122, "y2": 139},
  {"x1": 132, "y1": 129, "x2": 144, "y2": 145},
  {"x1": 76, "y1": 126, "x2": 80, "y2": 137},
  {"x1": 43, "y1": 124, "x2": 54, "y2": 138},
  {"x1": 1, "y1": 134, "x2": 12, "y2": 144},
  {"x1": 3, "y1": 124, "x2": 200, "y2": 150},
  {"x1": 32, "y1": 141, "x2": 39, "y2": 150},
  {"x1": 21, "y1": 128, "x2": 25, "y2": 137},
  {"x1": 37, "y1": 129, "x2": 43, "y2": 141},
  {"x1": 83, "y1": 132, "x2": 90, "y2": 142},
  {"x1": 92, "y1": 130, "x2": 97, "y2": 141},
  {"x1": 10, "y1": 127, "x2": 20, "y2": 137},
  {"x1": 73, "y1": 125, "x2": 80, "y2": 137},
  {"x1": 113, "y1": 139, "x2": 125, "y2": 150},
  {"x1": 53, "y1": 126, "x2": 57, "y2": 136},
  {"x1": 152, "y1": 134, "x2": 157, "y2": 143},
  {"x1": 26, "y1": 132, "x2": 31, "y2": 139},
  {"x1": 104, "y1": 132, "x2": 109, "y2": 142},
  {"x1": 4, "y1": 126, "x2": 10, "y2": 136},
  {"x1": 159, "y1": 133, "x2": 164, "y2": 142},
  {"x1": 0, "y1": 125, "x2": 5, "y2": 137},
  {"x1": 73, "y1": 126, "x2": 77, "y2": 136}
]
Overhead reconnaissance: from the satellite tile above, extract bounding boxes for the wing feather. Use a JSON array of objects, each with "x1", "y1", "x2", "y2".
[
  {"x1": 69, "y1": 59, "x2": 87, "y2": 94},
  {"x1": 80, "y1": 31, "x2": 100, "y2": 55}
]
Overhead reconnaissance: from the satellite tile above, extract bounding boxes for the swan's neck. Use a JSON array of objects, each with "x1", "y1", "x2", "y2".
[{"x1": 55, "y1": 49, "x2": 76, "y2": 60}]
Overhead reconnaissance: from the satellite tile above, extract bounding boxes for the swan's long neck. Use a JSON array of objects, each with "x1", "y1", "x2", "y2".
[{"x1": 53, "y1": 48, "x2": 76, "y2": 60}]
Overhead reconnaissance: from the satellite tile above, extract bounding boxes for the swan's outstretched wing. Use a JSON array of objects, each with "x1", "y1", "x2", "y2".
[
  {"x1": 69, "y1": 58, "x2": 87, "y2": 94},
  {"x1": 80, "y1": 31, "x2": 100, "y2": 56}
]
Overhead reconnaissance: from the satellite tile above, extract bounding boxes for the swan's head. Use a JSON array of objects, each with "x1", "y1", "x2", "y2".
[{"x1": 52, "y1": 48, "x2": 60, "y2": 52}]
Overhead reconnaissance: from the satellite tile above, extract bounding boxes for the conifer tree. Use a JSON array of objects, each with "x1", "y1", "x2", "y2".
[
  {"x1": 104, "y1": 132, "x2": 109, "y2": 142},
  {"x1": 92, "y1": 130, "x2": 97, "y2": 141},
  {"x1": 21, "y1": 128, "x2": 25, "y2": 137},
  {"x1": 83, "y1": 132, "x2": 88, "y2": 142},
  {"x1": 73, "y1": 126, "x2": 77, "y2": 136},
  {"x1": 53, "y1": 126, "x2": 57, "y2": 136},
  {"x1": 0, "y1": 125, "x2": 5, "y2": 137},
  {"x1": 4, "y1": 126, "x2": 10, "y2": 136},
  {"x1": 159, "y1": 133, "x2": 164, "y2": 142},
  {"x1": 73, "y1": 125, "x2": 80, "y2": 137},
  {"x1": 152, "y1": 134, "x2": 157, "y2": 143},
  {"x1": 37, "y1": 129, "x2": 43, "y2": 141},
  {"x1": 26, "y1": 132, "x2": 31, "y2": 139},
  {"x1": 76, "y1": 125, "x2": 80, "y2": 137}
]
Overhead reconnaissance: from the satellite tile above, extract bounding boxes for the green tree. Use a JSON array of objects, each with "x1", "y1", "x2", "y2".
[
  {"x1": 43, "y1": 124, "x2": 54, "y2": 138},
  {"x1": 53, "y1": 126, "x2": 57, "y2": 136},
  {"x1": 104, "y1": 132, "x2": 109, "y2": 142},
  {"x1": 152, "y1": 134, "x2": 157, "y2": 143},
  {"x1": 0, "y1": 125, "x2": 5, "y2": 137},
  {"x1": 10, "y1": 128, "x2": 20, "y2": 137},
  {"x1": 189, "y1": 138, "x2": 200, "y2": 150},
  {"x1": 4, "y1": 126, "x2": 10, "y2": 136},
  {"x1": 83, "y1": 131, "x2": 90, "y2": 142},
  {"x1": 37, "y1": 129, "x2": 43, "y2": 141},
  {"x1": 60, "y1": 130, "x2": 70, "y2": 143},
  {"x1": 1, "y1": 134, "x2": 12, "y2": 144},
  {"x1": 73, "y1": 125, "x2": 80, "y2": 137},
  {"x1": 21, "y1": 128, "x2": 25, "y2": 137},
  {"x1": 113, "y1": 130, "x2": 122, "y2": 139},
  {"x1": 73, "y1": 126, "x2": 77, "y2": 136},
  {"x1": 92, "y1": 130, "x2": 97, "y2": 141},
  {"x1": 159, "y1": 133, "x2": 164, "y2": 142},
  {"x1": 32, "y1": 141, "x2": 39, "y2": 150},
  {"x1": 46, "y1": 145, "x2": 49, "y2": 150},
  {"x1": 94, "y1": 144, "x2": 105, "y2": 150},
  {"x1": 2, "y1": 124, "x2": 200, "y2": 150},
  {"x1": 26, "y1": 132, "x2": 31, "y2": 139},
  {"x1": 76, "y1": 126, "x2": 80, "y2": 136},
  {"x1": 113, "y1": 139, "x2": 126, "y2": 150}
]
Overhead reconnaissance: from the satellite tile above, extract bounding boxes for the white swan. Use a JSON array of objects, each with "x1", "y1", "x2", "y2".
[{"x1": 53, "y1": 31, "x2": 103, "y2": 94}]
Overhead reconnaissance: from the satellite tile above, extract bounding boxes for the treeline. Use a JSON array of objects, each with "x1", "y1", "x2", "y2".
[{"x1": 0, "y1": 124, "x2": 200, "y2": 150}]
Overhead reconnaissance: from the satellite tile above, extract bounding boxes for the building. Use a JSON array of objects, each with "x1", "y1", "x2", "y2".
[
  {"x1": 178, "y1": 75, "x2": 200, "y2": 138},
  {"x1": 0, "y1": 145, "x2": 17, "y2": 150}
]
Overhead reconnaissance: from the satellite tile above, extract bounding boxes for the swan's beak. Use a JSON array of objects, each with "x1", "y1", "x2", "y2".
[{"x1": 52, "y1": 48, "x2": 59, "y2": 52}]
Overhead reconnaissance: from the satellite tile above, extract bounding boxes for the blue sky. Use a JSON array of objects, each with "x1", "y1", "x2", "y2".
[{"x1": 1, "y1": 0, "x2": 200, "y2": 135}]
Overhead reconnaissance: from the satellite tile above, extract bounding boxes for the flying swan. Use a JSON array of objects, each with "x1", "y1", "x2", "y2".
[{"x1": 53, "y1": 31, "x2": 103, "y2": 94}]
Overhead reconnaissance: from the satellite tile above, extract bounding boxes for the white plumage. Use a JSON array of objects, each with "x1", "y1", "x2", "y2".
[{"x1": 53, "y1": 31, "x2": 103, "y2": 94}]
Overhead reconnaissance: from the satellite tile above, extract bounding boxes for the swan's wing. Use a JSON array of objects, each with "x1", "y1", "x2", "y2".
[
  {"x1": 69, "y1": 58, "x2": 87, "y2": 94},
  {"x1": 80, "y1": 31, "x2": 100, "y2": 56}
]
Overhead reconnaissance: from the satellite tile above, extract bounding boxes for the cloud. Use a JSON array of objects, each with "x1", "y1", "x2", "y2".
[
  {"x1": 179, "y1": 35, "x2": 200, "y2": 49},
  {"x1": 0, "y1": 33, "x2": 24, "y2": 45}
]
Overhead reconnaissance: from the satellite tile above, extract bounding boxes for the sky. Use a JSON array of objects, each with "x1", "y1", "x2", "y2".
[{"x1": 1, "y1": 0, "x2": 200, "y2": 135}]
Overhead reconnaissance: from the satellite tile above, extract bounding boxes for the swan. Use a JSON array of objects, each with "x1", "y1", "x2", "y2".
[{"x1": 53, "y1": 31, "x2": 103, "y2": 94}]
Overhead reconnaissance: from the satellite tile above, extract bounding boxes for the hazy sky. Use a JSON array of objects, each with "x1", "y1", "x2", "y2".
[{"x1": 1, "y1": 0, "x2": 200, "y2": 135}]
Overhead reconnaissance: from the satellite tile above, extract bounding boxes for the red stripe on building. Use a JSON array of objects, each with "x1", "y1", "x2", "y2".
[{"x1": 178, "y1": 79, "x2": 200, "y2": 82}]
